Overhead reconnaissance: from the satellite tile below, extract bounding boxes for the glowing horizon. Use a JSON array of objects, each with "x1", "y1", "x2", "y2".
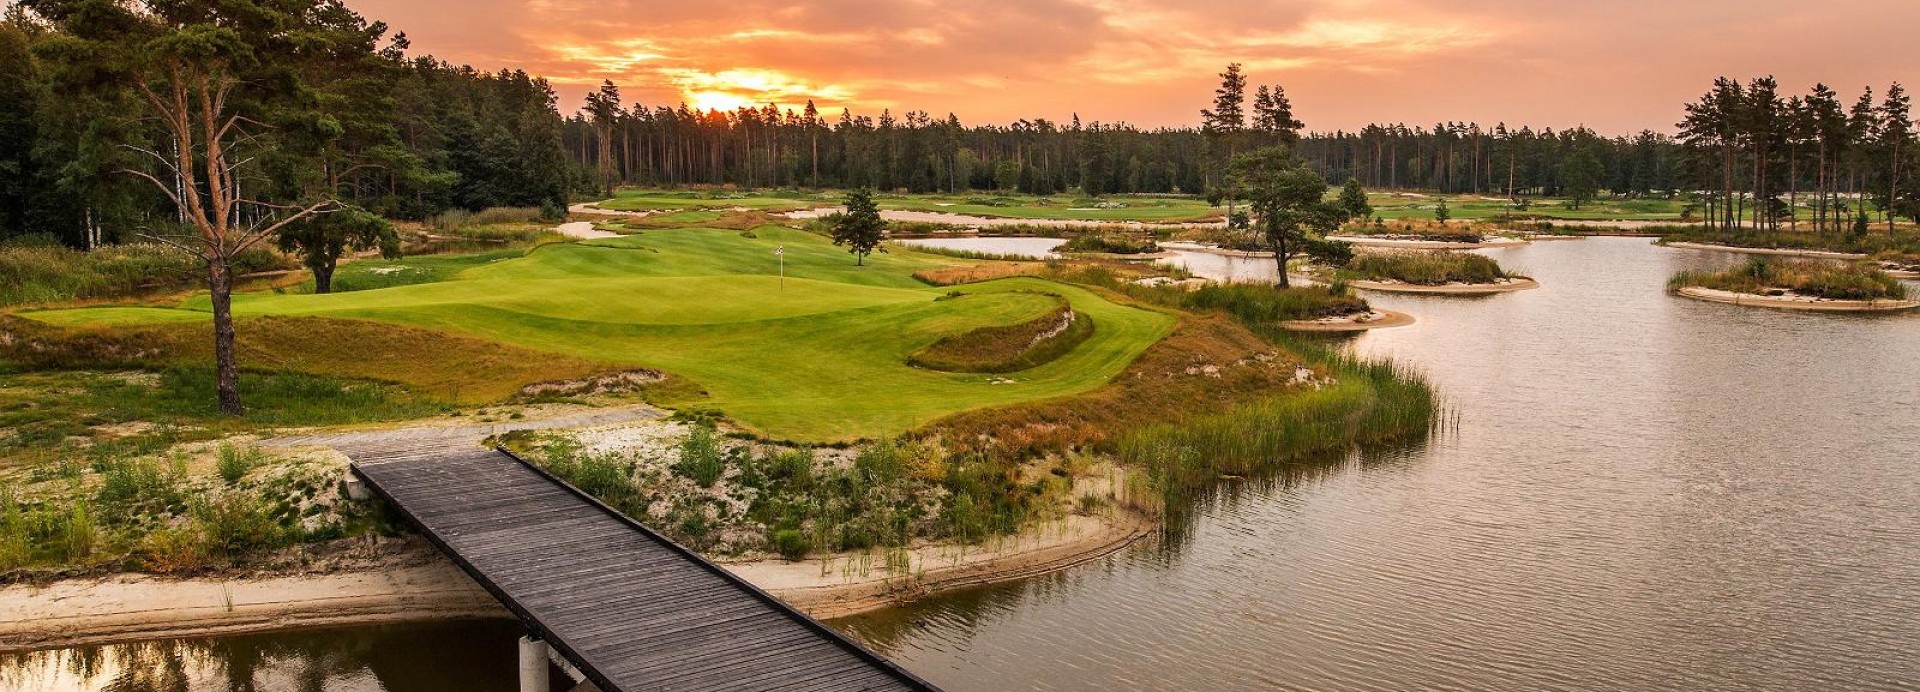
[{"x1": 349, "y1": 0, "x2": 1920, "y2": 134}]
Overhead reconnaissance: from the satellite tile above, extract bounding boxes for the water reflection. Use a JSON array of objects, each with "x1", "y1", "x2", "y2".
[
  {"x1": 2, "y1": 620, "x2": 522, "y2": 692},
  {"x1": 834, "y1": 237, "x2": 1920, "y2": 691}
]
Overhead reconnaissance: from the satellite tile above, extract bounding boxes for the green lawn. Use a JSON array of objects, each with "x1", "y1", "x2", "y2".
[
  {"x1": 1365, "y1": 193, "x2": 1691, "y2": 221},
  {"x1": 26, "y1": 225, "x2": 1175, "y2": 442}
]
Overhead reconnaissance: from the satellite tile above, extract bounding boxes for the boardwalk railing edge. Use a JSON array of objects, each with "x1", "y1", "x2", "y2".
[
  {"x1": 497, "y1": 447, "x2": 944, "y2": 692},
  {"x1": 348, "y1": 447, "x2": 944, "y2": 692}
]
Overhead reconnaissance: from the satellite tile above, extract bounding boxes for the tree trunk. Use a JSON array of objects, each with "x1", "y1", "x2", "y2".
[
  {"x1": 312, "y1": 259, "x2": 336, "y2": 295},
  {"x1": 209, "y1": 261, "x2": 242, "y2": 415},
  {"x1": 1271, "y1": 233, "x2": 1290, "y2": 289}
]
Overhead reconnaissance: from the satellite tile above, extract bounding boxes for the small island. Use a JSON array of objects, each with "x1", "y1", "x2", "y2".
[
  {"x1": 1669, "y1": 258, "x2": 1918, "y2": 312},
  {"x1": 1333, "y1": 250, "x2": 1539, "y2": 294}
]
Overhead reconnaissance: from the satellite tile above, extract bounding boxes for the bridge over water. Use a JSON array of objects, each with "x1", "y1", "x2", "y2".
[{"x1": 349, "y1": 444, "x2": 940, "y2": 692}]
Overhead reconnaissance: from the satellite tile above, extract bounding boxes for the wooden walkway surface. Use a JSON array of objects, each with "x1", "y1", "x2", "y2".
[{"x1": 351, "y1": 446, "x2": 939, "y2": 692}]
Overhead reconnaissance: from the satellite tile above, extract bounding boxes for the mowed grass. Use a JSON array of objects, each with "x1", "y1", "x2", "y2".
[
  {"x1": 1365, "y1": 193, "x2": 1689, "y2": 221},
  {"x1": 28, "y1": 225, "x2": 1175, "y2": 441}
]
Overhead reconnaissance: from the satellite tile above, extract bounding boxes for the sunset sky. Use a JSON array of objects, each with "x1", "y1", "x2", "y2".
[{"x1": 348, "y1": 0, "x2": 1920, "y2": 135}]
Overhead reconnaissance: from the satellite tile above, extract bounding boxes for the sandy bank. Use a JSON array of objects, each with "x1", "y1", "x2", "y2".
[
  {"x1": 0, "y1": 508, "x2": 1152, "y2": 652},
  {"x1": 730, "y1": 508, "x2": 1154, "y2": 619},
  {"x1": 0, "y1": 556, "x2": 505, "y2": 653},
  {"x1": 1328, "y1": 235, "x2": 1529, "y2": 250},
  {"x1": 568, "y1": 202, "x2": 655, "y2": 218},
  {"x1": 1661, "y1": 241, "x2": 1868, "y2": 260},
  {"x1": 1349, "y1": 277, "x2": 1540, "y2": 294},
  {"x1": 554, "y1": 221, "x2": 619, "y2": 239},
  {"x1": 1281, "y1": 310, "x2": 1416, "y2": 332},
  {"x1": 1674, "y1": 286, "x2": 1919, "y2": 312}
]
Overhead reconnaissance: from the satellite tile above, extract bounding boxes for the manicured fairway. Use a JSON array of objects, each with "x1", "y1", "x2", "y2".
[{"x1": 27, "y1": 225, "x2": 1175, "y2": 441}]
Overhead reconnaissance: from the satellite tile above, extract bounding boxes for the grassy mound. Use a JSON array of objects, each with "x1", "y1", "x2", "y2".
[
  {"x1": 1344, "y1": 250, "x2": 1512, "y2": 285},
  {"x1": 908, "y1": 299, "x2": 1094, "y2": 373},
  {"x1": 23, "y1": 223, "x2": 1175, "y2": 442},
  {"x1": 1669, "y1": 258, "x2": 1908, "y2": 300}
]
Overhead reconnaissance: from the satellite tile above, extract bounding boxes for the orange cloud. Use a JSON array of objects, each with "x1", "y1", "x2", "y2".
[{"x1": 345, "y1": 0, "x2": 1920, "y2": 133}]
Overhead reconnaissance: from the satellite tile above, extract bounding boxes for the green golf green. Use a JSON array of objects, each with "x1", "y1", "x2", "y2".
[{"x1": 25, "y1": 225, "x2": 1175, "y2": 441}]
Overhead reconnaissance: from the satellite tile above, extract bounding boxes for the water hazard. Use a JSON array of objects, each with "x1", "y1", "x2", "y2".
[{"x1": 8, "y1": 238, "x2": 1916, "y2": 690}]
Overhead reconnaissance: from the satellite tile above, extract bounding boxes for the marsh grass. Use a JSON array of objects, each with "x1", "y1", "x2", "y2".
[
  {"x1": 1344, "y1": 250, "x2": 1511, "y2": 285},
  {"x1": 1058, "y1": 234, "x2": 1160, "y2": 254},
  {"x1": 1669, "y1": 257, "x2": 1908, "y2": 300},
  {"x1": 1115, "y1": 357, "x2": 1435, "y2": 497},
  {"x1": 1658, "y1": 227, "x2": 1920, "y2": 255}
]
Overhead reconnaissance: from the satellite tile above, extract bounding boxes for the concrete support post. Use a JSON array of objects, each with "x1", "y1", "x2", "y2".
[{"x1": 519, "y1": 635, "x2": 551, "y2": 692}]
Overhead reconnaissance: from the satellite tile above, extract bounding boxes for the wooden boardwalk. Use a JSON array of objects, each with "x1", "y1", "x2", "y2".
[{"x1": 351, "y1": 447, "x2": 939, "y2": 692}]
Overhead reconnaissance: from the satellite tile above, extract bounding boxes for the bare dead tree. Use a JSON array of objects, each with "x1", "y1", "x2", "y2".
[{"x1": 123, "y1": 55, "x2": 333, "y2": 415}]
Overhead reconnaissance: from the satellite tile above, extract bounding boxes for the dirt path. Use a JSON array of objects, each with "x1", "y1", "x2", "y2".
[{"x1": 259, "y1": 404, "x2": 666, "y2": 457}]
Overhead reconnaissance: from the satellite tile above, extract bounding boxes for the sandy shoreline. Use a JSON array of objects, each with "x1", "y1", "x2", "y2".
[
  {"x1": 1281, "y1": 310, "x2": 1416, "y2": 332},
  {"x1": 1349, "y1": 277, "x2": 1540, "y2": 294},
  {"x1": 1673, "y1": 286, "x2": 1919, "y2": 312},
  {"x1": 1328, "y1": 235, "x2": 1529, "y2": 250},
  {"x1": 0, "y1": 508, "x2": 1151, "y2": 653},
  {"x1": 1661, "y1": 241, "x2": 1868, "y2": 260}
]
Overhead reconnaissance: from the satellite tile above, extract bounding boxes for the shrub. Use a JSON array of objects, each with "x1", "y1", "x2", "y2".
[
  {"x1": 217, "y1": 443, "x2": 264, "y2": 485},
  {"x1": 771, "y1": 529, "x2": 811, "y2": 561},
  {"x1": 673, "y1": 426, "x2": 725, "y2": 487},
  {"x1": 96, "y1": 458, "x2": 185, "y2": 515},
  {"x1": 192, "y1": 491, "x2": 280, "y2": 555},
  {"x1": 0, "y1": 487, "x2": 29, "y2": 570},
  {"x1": 138, "y1": 525, "x2": 209, "y2": 574}
]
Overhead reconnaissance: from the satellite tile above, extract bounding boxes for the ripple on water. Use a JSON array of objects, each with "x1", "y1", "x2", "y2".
[{"x1": 835, "y1": 237, "x2": 1920, "y2": 692}]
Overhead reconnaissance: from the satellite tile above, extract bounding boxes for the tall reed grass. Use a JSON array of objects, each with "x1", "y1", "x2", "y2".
[
  {"x1": 1115, "y1": 356, "x2": 1436, "y2": 498},
  {"x1": 0, "y1": 237, "x2": 284, "y2": 307}
]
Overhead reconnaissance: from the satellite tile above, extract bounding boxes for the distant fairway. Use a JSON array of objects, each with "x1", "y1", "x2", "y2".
[
  {"x1": 27, "y1": 225, "x2": 1175, "y2": 441},
  {"x1": 594, "y1": 189, "x2": 1222, "y2": 223}
]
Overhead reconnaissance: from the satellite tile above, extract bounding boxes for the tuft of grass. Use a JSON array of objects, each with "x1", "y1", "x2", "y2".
[
  {"x1": 1669, "y1": 257, "x2": 1908, "y2": 300},
  {"x1": 217, "y1": 444, "x2": 265, "y2": 485}
]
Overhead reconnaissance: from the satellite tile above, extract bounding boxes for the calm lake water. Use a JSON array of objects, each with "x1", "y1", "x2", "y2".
[{"x1": 9, "y1": 238, "x2": 1917, "y2": 690}]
